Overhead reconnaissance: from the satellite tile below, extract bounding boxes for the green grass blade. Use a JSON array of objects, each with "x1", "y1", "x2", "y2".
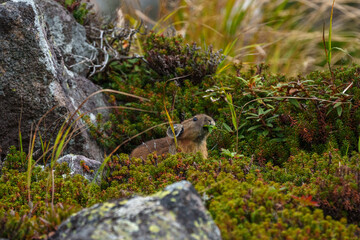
[
  {"x1": 224, "y1": 38, "x2": 238, "y2": 56},
  {"x1": 91, "y1": 155, "x2": 111, "y2": 185},
  {"x1": 216, "y1": 62, "x2": 231, "y2": 74},
  {"x1": 53, "y1": 127, "x2": 72, "y2": 168},
  {"x1": 216, "y1": 38, "x2": 238, "y2": 74},
  {"x1": 223, "y1": 0, "x2": 236, "y2": 31},
  {"x1": 19, "y1": 131, "x2": 24, "y2": 165},
  {"x1": 164, "y1": 107, "x2": 177, "y2": 148},
  {"x1": 153, "y1": 6, "x2": 187, "y2": 31},
  {"x1": 51, "y1": 129, "x2": 63, "y2": 160}
]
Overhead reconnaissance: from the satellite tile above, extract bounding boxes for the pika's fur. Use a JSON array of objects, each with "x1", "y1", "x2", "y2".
[{"x1": 130, "y1": 114, "x2": 215, "y2": 159}]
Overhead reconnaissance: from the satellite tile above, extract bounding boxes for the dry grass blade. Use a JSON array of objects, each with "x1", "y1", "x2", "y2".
[{"x1": 26, "y1": 105, "x2": 58, "y2": 205}]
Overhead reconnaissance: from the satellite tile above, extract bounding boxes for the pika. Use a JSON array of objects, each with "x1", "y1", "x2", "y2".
[{"x1": 130, "y1": 114, "x2": 215, "y2": 159}]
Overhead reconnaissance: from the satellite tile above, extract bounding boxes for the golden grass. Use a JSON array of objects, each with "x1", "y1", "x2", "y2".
[{"x1": 152, "y1": 0, "x2": 360, "y2": 75}]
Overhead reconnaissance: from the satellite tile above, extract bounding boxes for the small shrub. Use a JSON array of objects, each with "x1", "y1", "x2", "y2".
[
  {"x1": 2, "y1": 146, "x2": 28, "y2": 171},
  {"x1": 54, "y1": 0, "x2": 89, "y2": 24},
  {"x1": 143, "y1": 32, "x2": 225, "y2": 85}
]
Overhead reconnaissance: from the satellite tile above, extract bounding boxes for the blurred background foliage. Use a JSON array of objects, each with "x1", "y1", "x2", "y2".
[
  {"x1": 79, "y1": 0, "x2": 360, "y2": 75},
  {"x1": 145, "y1": 0, "x2": 360, "y2": 75}
]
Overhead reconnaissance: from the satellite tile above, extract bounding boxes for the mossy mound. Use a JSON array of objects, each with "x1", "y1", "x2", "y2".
[{"x1": 2, "y1": 147, "x2": 360, "y2": 239}]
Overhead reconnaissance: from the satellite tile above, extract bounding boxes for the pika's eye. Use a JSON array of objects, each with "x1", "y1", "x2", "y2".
[{"x1": 193, "y1": 117, "x2": 198, "y2": 121}]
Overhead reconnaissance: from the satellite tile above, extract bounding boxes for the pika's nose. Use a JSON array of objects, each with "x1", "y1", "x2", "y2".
[{"x1": 208, "y1": 118, "x2": 215, "y2": 126}]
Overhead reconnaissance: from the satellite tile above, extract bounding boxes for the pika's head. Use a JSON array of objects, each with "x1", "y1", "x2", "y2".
[{"x1": 166, "y1": 114, "x2": 215, "y2": 143}]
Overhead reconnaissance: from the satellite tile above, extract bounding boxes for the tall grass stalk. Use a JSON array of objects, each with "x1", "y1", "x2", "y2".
[{"x1": 328, "y1": 0, "x2": 335, "y2": 67}]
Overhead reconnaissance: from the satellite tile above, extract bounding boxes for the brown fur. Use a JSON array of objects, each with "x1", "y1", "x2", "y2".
[{"x1": 130, "y1": 114, "x2": 215, "y2": 159}]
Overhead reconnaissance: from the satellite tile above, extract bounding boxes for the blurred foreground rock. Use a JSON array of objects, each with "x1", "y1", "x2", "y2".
[
  {"x1": 50, "y1": 181, "x2": 222, "y2": 240},
  {"x1": 0, "y1": 0, "x2": 108, "y2": 161}
]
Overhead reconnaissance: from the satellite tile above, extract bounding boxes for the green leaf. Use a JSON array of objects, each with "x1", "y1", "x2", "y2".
[
  {"x1": 268, "y1": 186, "x2": 277, "y2": 194},
  {"x1": 336, "y1": 106, "x2": 342, "y2": 117},
  {"x1": 247, "y1": 125, "x2": 261, "y2": 132},
  {"x1": 237, "y1": 76, "x2": 249, "y2": 84},
  {"x1": 326, "y1": 108, "x2": 333, "y2": 116},
  {"x1": 239, "y1": 122, "x2": 247, "y2": 130},
  {"x1": 289, "y1": 99, "x2": 301, "y2": 108},
  {"x1": 205, "y1": 124, "x2": 217, "y2": 134},
  {"x1": 333, "y1": 102, "x2": 342, "y2": 108},
  {"x1": 246, "y1": 116, "x2": 258, "y2": 120},
  {"x1": 267, "y1": 115, "x2": 279, "y2": 121},
  {"x1": 258, "y1": 108, "x2": 264, "y2": 115},
  {"x1": 263, "y1": 109, "x2": 272, "y2": 115},
  {"x1": 223, "y1": 123, "x2": 233, "y2": 132}
]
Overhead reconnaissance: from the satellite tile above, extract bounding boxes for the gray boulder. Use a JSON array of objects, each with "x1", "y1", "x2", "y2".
[
  {"x1": 57, "y1": 154, "x2": 102, "y2": 182},
  {"x1": 0, "y1": 0, "x2": 108, "y2": 161},
  {"x1": 50, "y1": 181, "x2": 222, "y2": 240},
  {"x1": 35, "y1": 0, "x2": 97, "y2": 76}
]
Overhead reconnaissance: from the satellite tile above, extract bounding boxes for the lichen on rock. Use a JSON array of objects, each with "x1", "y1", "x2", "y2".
[{"x1": 50, "y1": 180, "x2": 221, "y2": 240}]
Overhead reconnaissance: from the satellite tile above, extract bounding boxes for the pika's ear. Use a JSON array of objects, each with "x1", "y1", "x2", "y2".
[{"x1": 167, "y1": 124, "x2": 184, "y2": 138}]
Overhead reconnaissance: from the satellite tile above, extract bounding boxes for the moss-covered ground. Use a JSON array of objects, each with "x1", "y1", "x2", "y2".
[{"x1": 2, "y1": 11, "x2": 360, "y2": 239}]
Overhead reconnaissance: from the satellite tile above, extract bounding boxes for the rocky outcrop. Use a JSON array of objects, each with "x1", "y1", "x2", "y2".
[
  {"x1": 50, "y1": 180, "x2": 221, "y2": 240},
  {"x1": 57, "y1": 154, "x2": 102, "y2": 182},
  {"x1": 0, "y1": 0, "x2": 108, "y2": 161},
  {"x1": 35, "y1": 0, "x2": 97, "y2": 76}
]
